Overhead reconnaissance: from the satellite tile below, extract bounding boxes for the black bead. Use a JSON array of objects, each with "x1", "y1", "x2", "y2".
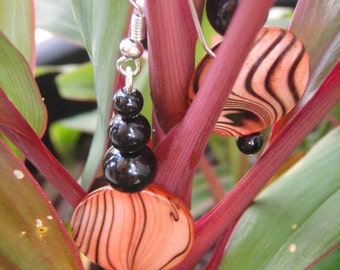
[
  {"x1": 108, "y1": 114, "x2": 151, "y2": 153},
  {"x1": 206, "y1": 0, "x2": 238, "y2": 35},
  {"x1": 113, "y1": 88, "x2": 144, "y2": 118},
  {"x1": 236, "y1": 132, "x2": 264, "y2": 155},
  {"x1": 103, "y1": 146, "x2": 157, "y2": 193}
]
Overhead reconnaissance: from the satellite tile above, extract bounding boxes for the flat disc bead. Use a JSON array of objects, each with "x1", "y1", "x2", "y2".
[
  {"x1": 71, "y1": 184, "x2": 194, "y2": 270},
  {"x1": 108, "y1": 114, "x2": 151, "y2": 153},
  {"x1": 113, "y1": 88, "x2": 144, "y2": 118},
  {"x1": 103, "y1": 146, "x2": 157, "y2": 193}
]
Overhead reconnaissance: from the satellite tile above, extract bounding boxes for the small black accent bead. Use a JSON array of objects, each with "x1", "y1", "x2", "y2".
[
  {"x1": 103, "y1": 146, "x2": 157, "y2": 193},
  {"x1": 113, "y1": 88, "x2": 144, "y2": 118},
  {"x1": 206, "y1": 0, "x2": 238, "y2": 35},
  {"x1": 236, "y1": 132, "x2": 264, "y2": 155},
  {"x1": 108, "y1": 114, "x2": 151, "y2": 153}
]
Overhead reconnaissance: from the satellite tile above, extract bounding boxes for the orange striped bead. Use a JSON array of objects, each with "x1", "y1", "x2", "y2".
[
  {"x1": 71, "y1": 185, "x2": 194, "y2": 270},
  {"x1": 188, "y1": 27, "x2": 310, "y2": 136}
]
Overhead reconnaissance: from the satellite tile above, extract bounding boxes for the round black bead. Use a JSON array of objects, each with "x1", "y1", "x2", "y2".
[
  {"x1": 236, "y1": 132, "x2": 264, "y2": 155},
  {"x1": 113, "y1": 88, "x2": 144, "y2": 118},
  {"x1": 206, "y1": 0, "x2": 238, "y2": 36},
  {"x1": 103, "y1": 146, "x2": 157, "y2": 193},
  {"x1": 108, "y1": 114, "x2": 151, "y2": 153}
]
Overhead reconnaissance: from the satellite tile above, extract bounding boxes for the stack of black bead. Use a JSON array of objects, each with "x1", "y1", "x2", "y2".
[{"x1": 103, "y1": 87, "x2": 157, "y2": 193}]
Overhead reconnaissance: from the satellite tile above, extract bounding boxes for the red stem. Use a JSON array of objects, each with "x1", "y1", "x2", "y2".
[
  {"x1": 177, "y1": 60, "x2": 340, "y2": 269},
  {"x1": 199, "y1": 155, "x2": 225, "y2": 202},
  {"x1": 204, "y1": 220, "x2": 238, "y2": 269},
  {"x1": 145, "y1": 0, "x2": 197, "y2": 134}
]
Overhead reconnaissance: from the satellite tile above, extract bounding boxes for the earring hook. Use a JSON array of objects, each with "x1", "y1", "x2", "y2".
[
  {"x1": 129, "y1": 0, "x2": 143, "y2": 16},
  {"x1": 187, "y1": 0, "x2": 216, "y2": 58},
  {"x1": 128, "y1": 0, "x2": 145, "y2": 42}
]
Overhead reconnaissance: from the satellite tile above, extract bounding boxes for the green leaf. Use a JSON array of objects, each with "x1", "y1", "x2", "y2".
[
  {"x1": 265, "y1": 7, "x2": 293, "y2": 29},
  {"x1": 0, "y1": 140, "x2": 83, "y2": 269},
  {"x1": 36, "y1": 0, "x2": 83, "y2": 45},
  {"x1": 135, "y1": 59, "x2": 152, "y2": 122},
  {"x1": 55, "y1": 62, "x2": 95, "y2": 101},
  {"x1": 71, "y1": 0, "x2": 130, "y2": 189},
  {"x1": 220, "y1": 127, "x2": 340, "y2": 269},
  {"x1": 0, "y1": 0, "x2": 34, "y2": 66},
  {"x1": 49, "y1": 122, "x2": 82, "y2": 166},
  {"x1": 51, "y1": 110, "x2": 97, "y2": 134},
  {"x1": 0, "y1": 88, "x2": 86, "y2": 207},
  {"x1": 0, "y1": 32, "x2": 47, "y2": 136},
  {"x1": 311, "y1": 248, "x2": 340, "y2": 270}
]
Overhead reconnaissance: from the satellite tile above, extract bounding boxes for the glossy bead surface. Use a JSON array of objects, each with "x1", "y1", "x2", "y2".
[
  {"x1": 113, "y1": 88, "x2": 144, "y2": 118},
  {"x1": 236, "y1": 132, "x2": 263, "y2": 155},
  {"x1": 103, "y1": 146, "x2": 157, "y2": 193},
  {"x1": 206, "y1": 0, "x2": 238, "y2": 35},
  {"x1": 108, "y1": 114, "x2": 151, "y2": 153},
  {"x1": 71, "y1": 185, "x2": 194, "y2": 270},
  {"x1": 188, "y1": 27, "x2": 310, "y2": 137},
  {"x1": 120, "y1": 38, "x2": 144, "y2": 59}
]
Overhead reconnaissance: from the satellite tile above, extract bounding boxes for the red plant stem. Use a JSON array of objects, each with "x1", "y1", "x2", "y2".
[
  {"x1": 145, "y1": 0, "x2": 197, "y2": 134},
  {"x1": 0, "y1": 88, "x2": 86, "y2": 207},
  {"x1": 177, "y1": 61, "x2": 340, "y2": 269},
  {"x1": 154, "y1": 0, "x2": 273, "y2": 205},
  {"x1": 199, "y1": 155, "x2": 225, "y2": 202},
  {"x1": 204, "y1": 220, "x2": 238, "y2": 270}
]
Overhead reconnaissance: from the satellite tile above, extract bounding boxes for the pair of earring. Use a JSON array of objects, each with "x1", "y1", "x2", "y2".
[{"x1": 71, "y1": 1, "x2": 310, "y2": 269}]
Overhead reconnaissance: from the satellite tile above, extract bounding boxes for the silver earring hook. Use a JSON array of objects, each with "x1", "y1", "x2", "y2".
[
  {"x1": 128, "y1": 0, "x2": 145, "y2": 42},
  {"x1": 129, "y1": 0, "x2": 143, "y2": 16},
  {"x1": 187, "y1": 0, "x2": 216, "y2": 58}
]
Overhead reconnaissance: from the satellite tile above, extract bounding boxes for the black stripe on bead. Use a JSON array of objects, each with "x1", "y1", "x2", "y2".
[{"x1": 245, "y1": 29, "x2": 287, "y2": 122}]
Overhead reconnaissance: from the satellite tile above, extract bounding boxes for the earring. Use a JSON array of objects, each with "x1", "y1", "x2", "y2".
[
  {"x1": 71, "y1": 2, "x2": 195, "y2": 269},
  {"x1": 187, "y1": 0, "x2": 310, "y2": 154}
]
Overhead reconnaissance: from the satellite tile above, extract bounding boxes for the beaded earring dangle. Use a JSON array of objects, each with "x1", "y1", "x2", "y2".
[
  {"x1": 187, "y1": 0, "x2": 310, "y2": 155},
  {"x1": 103, "y1": 1, "x2": 156, "y2": 193},
  {"x1": 71, "y1": 2, "x2": 195, "y2": 269}
]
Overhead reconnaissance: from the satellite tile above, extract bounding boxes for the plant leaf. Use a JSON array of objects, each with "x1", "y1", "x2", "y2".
[
  {"x1": 49, "y1": 122, "x2": 82, "y2": 166},
  {"x1": 50, "y1": 110, "x2": 97, "y2": 134},
  {"x1": 36, "y1": 0, "x2": 83, "y2": 45},
  {"x1": 220, "y1": 127, "x2": 340, "y2": 269},
  {"x1": 0, "y1": 88, "x2": 86, "y2": 207},
  {"x1": 71, "y1": 0, "x2": 130, "y2": 189},
  {"x1": 0, "y1": 31, "x2": 47, "y2": 137},
  {"x1": 311, "y1": 248, "x2": 340, "y2": 270},
  {"x1": 0, "y1": 140, "x2": 83, "y2": 269},
  {"x1": 0, "y1": 0, "x2": 35, "y2": 67},
  {"x1": 290, "y1": 0, "x2": 340, "y2": 95},
  {"x1": 55, "y1": 62, "x2": 95, "y2": 101}
]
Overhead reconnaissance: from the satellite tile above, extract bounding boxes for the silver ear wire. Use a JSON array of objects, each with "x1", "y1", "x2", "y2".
[
  {"x1": 129, "y1": 0, "x2": 145, "y2": 42},
  {"x1": 187, "y1": 0, "x2": 216, "y2": 58},
  {"x1": 117, "y1": 0, "x2": 145, "y2": 93}
]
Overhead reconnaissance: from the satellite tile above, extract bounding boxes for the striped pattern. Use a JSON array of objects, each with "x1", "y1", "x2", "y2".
[
  {"x1": 71, "y1": 185, "x2": 194, "y2": 270},
  {"x1": 189, "y1": 27, "x2": 310, "y2": 136}
]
